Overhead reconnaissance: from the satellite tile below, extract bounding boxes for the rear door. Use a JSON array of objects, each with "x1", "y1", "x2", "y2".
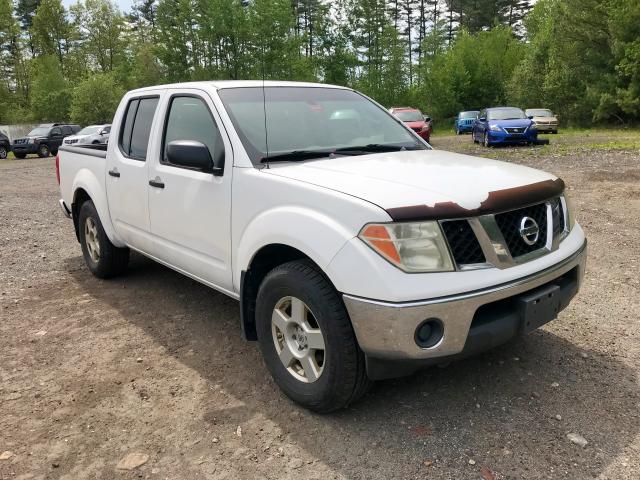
[
  {"x1": 147, "y1": 89, "x2": 233, "y2": 292},
  {"x1": 49, "y1": 127, "x2": 63, "y2": 150},
  {"x1": 106, "y1": 94, "x2": 162, "y2": 252}
]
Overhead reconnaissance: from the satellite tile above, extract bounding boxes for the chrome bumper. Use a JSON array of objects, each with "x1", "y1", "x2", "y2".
[
  {"x1": 343, "y1": 240, "x2": 587, "y2": 360},
  {"x1": 59, "y1": 199, "x2": 72, "y2": 219}
]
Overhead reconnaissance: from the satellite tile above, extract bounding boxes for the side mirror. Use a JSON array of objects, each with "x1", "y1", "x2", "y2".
[
  {"x1": 423, "y1": 116, "x2": 431, "y2": 122},
  {"x1": 166, "y1": 140, "x2": 224, "y2": 175},
  {"x1": 527, "y1": 115, "x2": 534, "y2": 119}
]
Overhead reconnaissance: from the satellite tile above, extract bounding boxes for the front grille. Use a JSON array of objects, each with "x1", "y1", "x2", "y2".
[
  {"x1": 411, "y1": 127, "x2": 421, "y2": 132},
  {"x1": 441, "y1": 220, "x2": 486, "y2": 265},
  {"x1": 65, "y1": 139, "x2": 78, "y2": 144},
  {"x1": 551, "y1": 198, "x2": 565, "y2": 237},
  {"x1": 14, "y1": 138, "x2": 27, "y2": 144},
  {"x1": 504, "y1": 127, "x2": 526, "y2": 134},
  {"x1": 495, "y1": 203, "x2": 547, "y2": 258}
]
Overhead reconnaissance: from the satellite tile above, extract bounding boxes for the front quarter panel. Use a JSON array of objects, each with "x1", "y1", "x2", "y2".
[{"x1": 232, "y1": 166, "x2": 390, "y2": 293}]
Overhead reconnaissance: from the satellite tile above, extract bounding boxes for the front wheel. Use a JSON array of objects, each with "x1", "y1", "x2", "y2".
[
  {"x1": 483, "y1": 132, "x2": 491, "y2": 147},
  {"x1": 256, "y1": 260, "x2": 370, "y2": 412},
  {"x1": 37, "y1": 144, "x2": 50, "y2": 158},
  {"x1": 78, "y1": 200, "x2": 130, "y2": 278},
  {"x1": 0, "y1": 146, "x2": 7, "y2": 159},
  {"x1": 14, "y1": 152, "x2": 26, "y2": 159}
]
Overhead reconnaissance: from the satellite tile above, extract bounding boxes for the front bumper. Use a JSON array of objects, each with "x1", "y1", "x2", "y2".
[
  {"x1": 343, "y1": 240, "x2": 586, "y2": 377},
  {"x1": 487, "y1": 129, "x2": 537, "y2": 144},
  {"x1": 11, "y1": 144, "x2": 38, "y2": 154},
  {"x1": 456, "y1": 123, "x2": 474, "y2": 132},
  {"x1": 534, "y1": 124, "x2": 558, "y2": 132}
]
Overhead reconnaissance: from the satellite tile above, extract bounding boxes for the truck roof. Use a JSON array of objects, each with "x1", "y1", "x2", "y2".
[{"x1": 127, "y1": 80, "x2": 351, "y2": 95}]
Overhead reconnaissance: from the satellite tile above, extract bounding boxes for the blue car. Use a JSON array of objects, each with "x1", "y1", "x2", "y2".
[
  {"x1": 472, "y1": 107, "x2": 538, "y2": 147},
  {"x1": 454, "y1": 110, "x2": 479, "y2": 134}
]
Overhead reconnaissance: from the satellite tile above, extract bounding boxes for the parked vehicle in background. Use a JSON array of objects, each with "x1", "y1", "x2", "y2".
[
  {"x1": 472, "y1": 107, "x2": 538, "y2": 147},
  {"x1": 389, "y1": 107, "x2": 432, "y2": 142},
  {"x1": 0, "y1": 131, "x2": 10, "y2": 159},
  {"x1": 525, "y1": 109, "x2": 558, "y2": 134},
  {"x1": 12, "y1": 124, "x2": 81, "y2": 158},
  {"x1": 64, "y1": 125, "x2": 111, "y2": 146},
  {"x1": 57, "y1": 81, "x2": 586, "y2": 412},
  {"x1": 454, "y1": 110, "x2": 479, "y2": 134}
]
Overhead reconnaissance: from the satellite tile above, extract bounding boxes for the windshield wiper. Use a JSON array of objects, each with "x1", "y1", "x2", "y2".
[
  {"x1": 334, "y1": 143, "x2": 422, "y2": 154},
  {"x1": 260, "y1": 149, "x2": 335, "y2": 163}
]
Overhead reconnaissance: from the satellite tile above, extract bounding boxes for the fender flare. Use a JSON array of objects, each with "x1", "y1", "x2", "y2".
[{"x1": 72, "y1": 168, "x2": 126, "y2": 247}]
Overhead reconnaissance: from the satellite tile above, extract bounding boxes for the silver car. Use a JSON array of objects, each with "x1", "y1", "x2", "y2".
[
  {"x1": 525, "y1": 109, "x2": 558, "y2": 134},
  {"x1": 63, "y1": 125, "x2": 111, "y2": 146}
]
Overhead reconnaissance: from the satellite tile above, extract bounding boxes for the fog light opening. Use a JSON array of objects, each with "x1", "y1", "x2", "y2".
[{"x1": 415, "y1": 318, "x2": 444, "y2": 349}]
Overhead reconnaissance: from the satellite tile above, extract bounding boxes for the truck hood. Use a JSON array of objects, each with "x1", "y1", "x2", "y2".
[{"x1": 265, "y1": 149, "x2": 561, "y2": 220}]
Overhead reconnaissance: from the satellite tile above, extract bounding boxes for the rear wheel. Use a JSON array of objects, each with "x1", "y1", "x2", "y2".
[
  {"x1": 256, "y1": 260, "x2": 370, "y2": 412},
  {"x1": 78, "y1": 200, "x2": 129, "y2": 278},
  {"x1": 0, "y1": 146, "x2": 7, "y2": 159},
  {"x1": 37, "y1": 144, "x2": 50, "y2": 158}
]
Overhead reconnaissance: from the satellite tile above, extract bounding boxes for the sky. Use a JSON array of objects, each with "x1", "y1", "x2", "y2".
[{"x1": 62, "y1": 0, "x2": 134, "y2": 13}]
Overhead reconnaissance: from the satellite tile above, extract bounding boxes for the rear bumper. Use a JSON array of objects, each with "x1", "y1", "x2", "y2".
[{"x1": 343, "y1": 240, "x2": 587, "y2": 378}]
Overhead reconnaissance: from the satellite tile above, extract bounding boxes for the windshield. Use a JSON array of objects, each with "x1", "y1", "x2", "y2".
[
  {"x1": 526, "y1": 109, "x2": 553, "y2": 117},
  {"x1": 77, "y1": 126, "x2": 102, "y2": 135},
  {"x1": 393, "y1": 110, "x2": 424, "y2": 122},
  {"x1": 218, "y1": 87, "x2": 427, "y2": 164},
  {"x1": 460, "y1": 111, "x2": 479, "y2": 119},
  {"x1": 27, "y1": 127, "x2": 50, "y2": 137},
  {"x1": 488, "y1": 108, "x2": 526, "y2": 121}
]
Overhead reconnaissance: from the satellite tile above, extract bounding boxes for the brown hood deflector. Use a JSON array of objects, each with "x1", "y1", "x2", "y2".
[{"x1": 386, "y1": 178, "x2": 565, "y2": 221}]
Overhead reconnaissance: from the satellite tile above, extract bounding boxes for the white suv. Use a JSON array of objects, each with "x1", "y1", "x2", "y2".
[{"x1": 63, "y1": 124, "x2": 111, "y2": 146}]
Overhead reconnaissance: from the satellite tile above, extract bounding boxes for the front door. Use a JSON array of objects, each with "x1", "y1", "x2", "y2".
[
  {"x1": 147, "y1": 90, "x2": 233, "y2": 292},
  {"x1": 106, "y1": 94, "x2": 162, "y2": 252}
]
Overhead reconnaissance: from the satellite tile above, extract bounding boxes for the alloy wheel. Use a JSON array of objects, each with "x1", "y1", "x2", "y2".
[
  {"x1": 84, "y1": 217, "x2": 101, "y2": 263},
  {"x1": 271, "y1": 296, "x2": 326, "y2": 383}
]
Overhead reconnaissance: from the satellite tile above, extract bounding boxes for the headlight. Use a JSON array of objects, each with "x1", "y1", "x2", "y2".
[
  {"x1": 359, "y1": 222, "x2": 454, "y2": 272},
  {"x1": 531, "y1": 121, "x2": 537, "y2": 127},
  {"x1": 28, "y1": 138, "x2": 35, "y2": 144},
  {"x1": 489, "y1": 124, "x2": 502, "y2": 132},
  {"x1": 563, "y1": 192, "x2": 576, "y2": 231}
]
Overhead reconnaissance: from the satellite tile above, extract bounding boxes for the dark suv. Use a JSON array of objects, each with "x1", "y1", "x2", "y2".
[
  {"x1": 11, "y1": 124, "x2": 81, "y2": 158},
  {"x1": 0, "y1": 131, "x2": 9, "y2": 159}
]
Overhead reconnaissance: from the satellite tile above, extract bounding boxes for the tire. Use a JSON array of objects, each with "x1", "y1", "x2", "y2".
[
  {"x1": 455, "y1": 127, "x2": 461, "y2": 135},
  {"x1": 472, "y1": 131, "x2": 478, "y2": 143},
  {"x1": 37, "y1": 144, "x2": 50, "y2": 158},
  {"x1": 0, "y1": 146, "x2": 7, "y2": 159},
  {"x1": 14, "y1": 152, "x2": 26, "y2": 159},
  {"x1": 483, "y1": 132, "x2": 491, "y2": 147},
  {"x1": 78, "y1": 200, "x2": 129, "y2": 279},
  {"x1": 256, "y1": 259, "x2": 371, "y2": 412},
  {"x1": 552, "y1": 130, "x2": 558, "y2": 134}
]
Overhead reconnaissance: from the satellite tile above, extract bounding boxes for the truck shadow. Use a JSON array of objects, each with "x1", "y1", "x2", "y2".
[{"x1": 66, "y1": 252, "x2": 639, "y2": 478}]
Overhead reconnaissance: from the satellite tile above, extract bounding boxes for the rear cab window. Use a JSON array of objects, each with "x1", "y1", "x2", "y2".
[{"x1": 119, "y1": 96, "x2": 160, "y2": 160}]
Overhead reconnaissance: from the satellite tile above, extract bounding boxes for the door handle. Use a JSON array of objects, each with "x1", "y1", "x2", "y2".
[
  {"x1": 149, "y1": 178, "x2": 165, "y2": 189},
  {"x1": 108, "y1": 169, "x2": 120, "y2": 178}
]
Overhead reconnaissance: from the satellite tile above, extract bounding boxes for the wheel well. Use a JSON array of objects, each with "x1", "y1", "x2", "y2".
[
  {"x1": 71, "y1": 188, "x2": 92, "y2": 241},
  {"x1": 240, "y1": 244, "x2": 314, "y2": 341}
]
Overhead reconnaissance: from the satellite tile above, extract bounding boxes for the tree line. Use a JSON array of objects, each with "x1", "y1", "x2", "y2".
[{"x1": 0, "y1": 0, "x2": 638, "y2": 127}]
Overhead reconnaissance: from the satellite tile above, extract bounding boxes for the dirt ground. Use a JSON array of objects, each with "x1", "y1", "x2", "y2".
[{"x1": 1, "y1": 131, "x2": 639, "y2": 480}]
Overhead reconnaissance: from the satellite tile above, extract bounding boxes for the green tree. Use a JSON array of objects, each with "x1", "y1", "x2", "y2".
[
  {"x1": 29, "y1": 55, "x2": 70, "y2": 121},
  {"x1": 32, "y1": 0, "x2": 74, "y2": 67},
  {"x1": 71, "y1": 0, "x2": 126, "y2": 73},
  {"x1": 70, "y1": 73, "x2": 124, "y2": 124}
]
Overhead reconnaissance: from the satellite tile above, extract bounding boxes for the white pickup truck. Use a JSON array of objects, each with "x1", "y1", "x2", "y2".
[{"x1": 57, "y1": 81, "x2": 587, "y2": 412}]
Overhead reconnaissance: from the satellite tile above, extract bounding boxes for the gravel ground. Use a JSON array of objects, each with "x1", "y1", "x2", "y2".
[{"x1": 1, "y1": 132, "x2": 639, "y2": 479}]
